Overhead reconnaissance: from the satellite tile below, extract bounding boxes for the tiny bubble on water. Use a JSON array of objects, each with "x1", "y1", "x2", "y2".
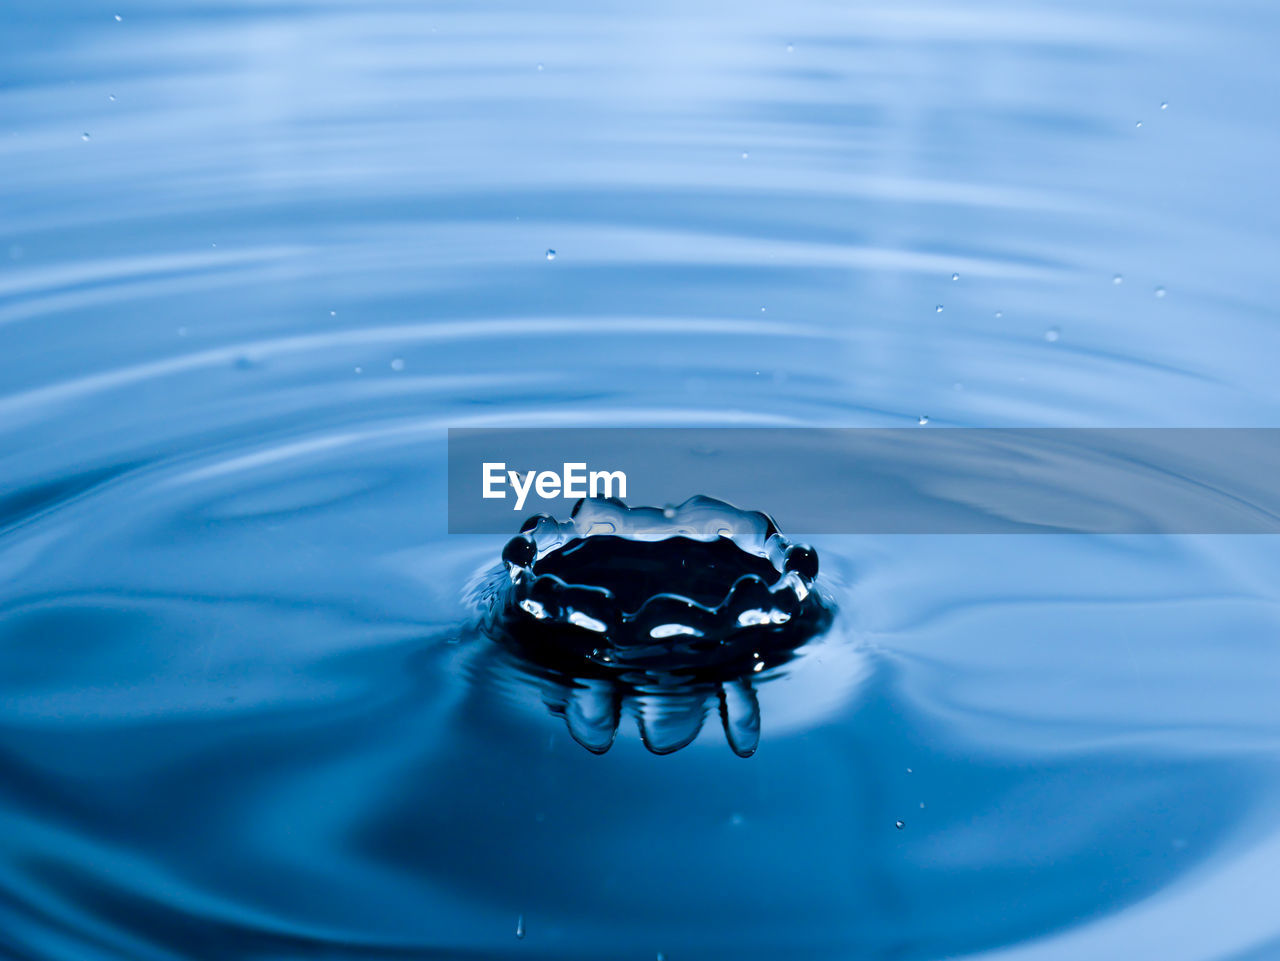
[
  {"x1": 1135, "y1": 121, "x2": 1143, "y2": 128},
  {"x1": 1154, "y1": 286, "x2": 1167, "y2": 298},
  {"x1": 545, "y1": 249, "x2": 556, "y2": 260},
  {"x1": 951, "y1": 272, "x2": 959, "y2": 281},
  {"x1": 917, "y1": 415, "x2": 929, "y2": 426},
  {"x1": 1113, "y1": 274, "x2": 1123, "y2": 285},
  {"x1": 81, "y1": 132, "x2": 91, "y2": 141},
  {"x1": 935, "y1": 305, "x2": 943, "y2": 313},
  {"x1": 1161, "y1": 101, "x2": 1168, "y2": 110},
  {"x1": 114, "y1": 14, "x2": 122, "y2": 21},
  {"x1": 662, "y1": 506, "x2": 677, "y2": 518},
  {"x1": 515, "y1": 915, "x2": 525, "y2": 940},
  {"x1": 1044, "y1": 326, "x2": 1060, "y2": 342},
  {"x1": 390, "y1": 357, "x2": 405, "y2": 371},
  {"x1": 108, "y1": 94, "x2": 116, "y2": 102},
  {"x1": 895, "y1": 820, "x2": 905, "y2": 830},
  {"x1": 906, "y1": 768, "x2": 913, "y2": 773}
]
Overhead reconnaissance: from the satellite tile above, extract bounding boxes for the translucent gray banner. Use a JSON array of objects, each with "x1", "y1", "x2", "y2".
[{"x1": 447, "y1": 428, "x2": 1280, "y2": 534}]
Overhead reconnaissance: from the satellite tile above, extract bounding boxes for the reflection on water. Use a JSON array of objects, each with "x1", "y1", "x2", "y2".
[{"x1": 3, "y1": 0, "x2": 1280, "y2": 958}]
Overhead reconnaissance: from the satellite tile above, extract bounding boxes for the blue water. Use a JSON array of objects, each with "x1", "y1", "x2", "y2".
[{"x1": 4, "y1": 1, "x2": 1280, "y2": 959}]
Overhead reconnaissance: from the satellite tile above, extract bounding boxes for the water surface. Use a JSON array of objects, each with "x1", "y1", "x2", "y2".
[{"x1": 3, "y1": 1, "x2": 1280, "y2": 959}]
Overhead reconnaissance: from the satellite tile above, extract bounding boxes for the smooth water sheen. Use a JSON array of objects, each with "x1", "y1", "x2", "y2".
[{"x1": 3, "y1": 1, "x2": 1280, "y2": 959}]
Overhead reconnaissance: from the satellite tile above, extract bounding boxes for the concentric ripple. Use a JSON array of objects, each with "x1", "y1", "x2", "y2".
[{"x1": 3, "y1": 0, "x2": 1280, "y2": 959}]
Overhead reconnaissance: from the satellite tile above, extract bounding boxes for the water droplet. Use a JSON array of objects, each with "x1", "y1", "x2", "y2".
[
  {"x1": 906, "y1": 768, "x2": 913, "y2": 773},
  {"x1": 1154, "y1": 286, "x2": 1167, "y2": 298},
  {"x1": 1160, "y1": 101, "x2": 1169, "y2": 110},
  {"x1": 1135, "y1": 120, "x2": 1143, "y2": 128},
  {"x1": 730, "y1": 813, "x2": 745, "y2": 826},
  {"x1": 752, "y1": 660, "x2": 764, "y2": 673},
  {"x1": 107, "y1": 94, "x2": 116, "y2": 102},
  {"x1": 329, "y1": 310, "x2": 336, "y2": 317},
  {"x1": 354, "y1": 366, "x2": 363, "y2": 374},
  {"x1": 1113, "y1": 274, "x2": 1123, "y2": 285},
  {"x1": 545, "y1": 248, "x2": 556, "y2": 261},
  {"x1": 919, "y1": 801, "x2": 926, "y2": 809},
  {"x1": 741, "y1": 151, "x2": 749, "y2": 160},
  {"x1": 994, "y1": 311, "x2": 1003, "y2": 319},
  {"x1": 1044, "y1": 326, "x2": 1060, "y2": 342},
  {"x1": 390, "y1": 357, "x2": 405, "y2": 371},
  {"x1": 917, "y1": 415, "x2": 929, "y2": 426},
  {"x1": 81, "y1": 132, "x2": 91, "y2": 141},
  {"x1": 515, "y1": 914, "x2": 526, "y2": 939},
  {"x1": 662, "y1": 506, "x2": 676, "y2": 518},
  {"x1": 951, "y1": 272, "x2": 959, "y2": 281},
  {"x1": 935, "y1": 304, "x2": 943, "y2": 313},
  {"x1": 759, "y1": 306, "x2": 766, "y2": 312},
  {"x1": 113, "y1": 13, "x2": 123, "y2": 21},
  {"x1": 536, "y1": 63, "x2": 544, "y2": 72},
  {"x1": 895, "y1": 820, "x2": 905, "y2": 830},
  {"x1": 785, "y1": 43, "x2": 794, "y2": 53},
  {"x1": 657, "y1": 953, "x2": 667, "y2": 961}
]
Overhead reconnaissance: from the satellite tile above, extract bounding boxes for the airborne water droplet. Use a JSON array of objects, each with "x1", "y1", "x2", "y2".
[
  {"x1": 113, "y1": 13, "x2": 122, "y2": 21},
  {"x1": 785, "y1": 43, "x2": 794, "y2": 53},
  {"x1": 1154, "y1": 286, "x2": 1167, "y2": 298},
  {"x1": 895, "y1": 820, "x2": 905, "y2": 830},
  {"x1": 935, "y1": 304, "x2": 943, "y2": 313},
  {"x1": 1161, "y1": 101, "x2": 1169, "y2": 110},
  {"x1": 917, "y1": 415, "x2": 929, "y2": 426},
  {"x1": 108, "y1": 94, "x2": 116, "y2": 102},
  {"x1": 1135, "y1": 120, "x2": 1143, "y2": 128},
  {"x1": 390, "y1": 357, "x2": 405, "y2": 371},
  {"x1": 515, "y1": 914, "x2": 525, "y2": 939},
  {"x1": 951, "y1": 272, "x2": 959, "y2": 281},
  {"x1": 1113, "y1": 274, "x2": 1124, "y2": 285},
  {"x1": 1044, "y1": 326, "x2": 1060, "y2": 342},
  {"x1": 741, "y1": 151, "x2": 749, "y2": 160},
  {"x1": 545, "y1": 249, "x2": 556, "y2": 260},
  {"x1": 81, "y1": 132, "x2": 91, "y2": 141}
]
